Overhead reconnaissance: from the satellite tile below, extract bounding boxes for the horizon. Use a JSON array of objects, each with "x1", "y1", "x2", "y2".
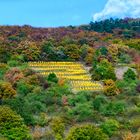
[
  {"x1": 0, "y1": 17, "x2": 139, "y2": 28},
  {"x1": 0, "y1": 0, "x2": 140, "y2": 27}
]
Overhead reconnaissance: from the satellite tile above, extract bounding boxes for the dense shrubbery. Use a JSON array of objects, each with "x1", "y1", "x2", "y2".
[
  {"x1": 0, "y1": 18, "x2": 140, "y2": 139},
  {"x1": 0, "y1": 61, "x2": 139, "y2": 139}
]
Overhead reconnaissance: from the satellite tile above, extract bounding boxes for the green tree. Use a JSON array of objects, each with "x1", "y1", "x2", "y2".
[
  {"x1": 37, "y1": 113, "x2": 48, "y2": 127},
  {"x1": 68, "y1": 102, "x2": 93, "y2": 121},
  {"x1": 100, "y1": 47, "x2": 108, "y2": 56},
  {"x1": 0, "y1": 106, "x2": 31, "y2": 140},
  {"x1": 17, "y1": 81, "x2": 33, "y2": 96},
  {"x1": 93, "y1": 95, "x2": 108, "y2": 111},
  {"x1": 0, "y1": 43, "x2": 11, "y2": 63},
  {"x1": 41, "y1": 41, "x2": 57, "y2": 60},
  {"x1": 7, "y1": 55, "x2": 25, "y2": 67},
  {"x1": 123, "y1": 69, "x2": 137, "y2": 81},
  {"x1": 0, "y1": 63, "x2": 8, "y2": 79},
  {"x1": 101, "y1": 101, "x2": 126, "y2": 116},
  {"x1": 80, "y1": 44, "x2": 89, "y2": 60},
  {"x1": 118, "y1": 53, "x2": 132, "y2": 64},
  {"x1": 91, "y1": 59, "x2": 116, "y2": 80},
  {"x1": 66, "y1": 124, "x2": 109, "y2": 140},
  {"x1": 4, "y1": 95, "x2": 44, "y2": 126},
  {"x1": 47, "y1": 73, "x2": 58, "y2": 83},
  {"x1": 64, "y1": 44, "x2": 80, "y2": 60},
  {"x1": 101, "y1": 119, "x2": 120, "y2": 137},
  {"x1": 125, "y1": 39, "x2": 140, "y2": 51},
  {"x1": 50, "y1": 117, "x2": 65, "y2": 139}
]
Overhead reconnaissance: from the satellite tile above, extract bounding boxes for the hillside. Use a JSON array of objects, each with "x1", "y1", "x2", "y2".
[{"x1": 0, "y1": 18, "x2": 140, "y2": 140}]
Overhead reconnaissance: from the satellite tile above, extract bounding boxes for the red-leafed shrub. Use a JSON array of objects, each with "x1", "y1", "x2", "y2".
[{"x1": 4, "y1": 68, "x2": 24, "y2": 86}]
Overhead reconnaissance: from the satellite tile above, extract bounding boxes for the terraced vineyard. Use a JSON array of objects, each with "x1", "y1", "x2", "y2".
[{"x1": 29, "y1": 62, "x2": 103, "y2": 92}]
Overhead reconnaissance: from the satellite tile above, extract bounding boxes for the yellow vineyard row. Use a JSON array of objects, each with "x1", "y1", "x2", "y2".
[{"x1": 29, "y1": 62, "x2": 103, "y2": 92}]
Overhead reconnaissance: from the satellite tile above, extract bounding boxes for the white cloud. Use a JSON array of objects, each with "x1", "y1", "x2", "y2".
[{"x1": 93, "y1": 0, "x2": 140, "y2": 21}]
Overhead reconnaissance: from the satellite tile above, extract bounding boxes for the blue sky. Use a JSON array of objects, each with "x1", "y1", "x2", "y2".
[
  {"x1": 0, "y1": 0, "x2": 140, "y2": 27},
  {"x1": 0, "y1": 0, "x2": 107, "y2": 27}
]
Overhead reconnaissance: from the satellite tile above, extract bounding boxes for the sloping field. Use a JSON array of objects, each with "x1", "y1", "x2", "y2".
[{"x1": 29, "y1": 62, "x2": 103, "y2": 92}]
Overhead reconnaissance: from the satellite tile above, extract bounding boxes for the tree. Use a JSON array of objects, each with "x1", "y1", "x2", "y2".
[
  {"x1": 37, "y1": 113, "x2": 48, "y2": 127},
  {"x1": 125, "y1": 39, "x2": 140, "y2": 51},
  {"x1": 47, "y1": 73, "x2": 58, "y2": 83},
  {"x1": 0, "y1": 63, "x2": 8, "y2": 79},
  {"x1": 0, "y1": 81, "x2": 16, "y2": 102},
  {"x1": 0, "y1": 43, "x2": 11, "y2": 63},
  {"x1": 123, "y1": 68, "x2": 137, "y2": 81},
  {"x1": 93, "y1": 95, "x2": 108, "y2": 111},
  {"x1": 64, "y1": 44, "x2": 80, "y2": 60},
  {"x1": 101, "y1": 119, "x2": 120, "y2": 137},
  {"x1": 107, "y1": 44, "x2": 119, "y2": 62},
  {"x1": 7, "y1": 55, "x2": 25, "y2": 67},
  {"x1": 0, "y1": 106, "x2": 31, "y2": 140},
  {"x1": 104, "y1": 79, "x2": 120, "y2": 96},
  {"x1": 68, "y1": 102, "x2": 93, "y2": 121},
  {"x1": 50, "y1": 117, "x2": 65, "y2": 139},
  {"x1": 41, "y1": 41, "x2": 57, "y2": 60},
  {"x1": 84, "y1": 47, "x2": 95, "y2": 65},
  {"x1": 16, "y1": 80, "x2": 33, "y2": 96},
  {"x1": 101, "y1": 101, "x2": 126, "y2": 116},
  {"x1": 80, "y1": 44, "x2": 88, "y2": 61},
  {"x1": 3, "y1": 95, "x2": 41, "y2": 126},
  {"x1": 116, "y1": 79, "x2": 138, "y2": 96},
  {"x1": 99, "y1": 47, "x2": 108, "y2": 56},
  {"x1": 91, "y1": 59, "x2": 116, "y2": 80},
  {"x1": 66, "y1": 124, "x2": 109, "y2": 140},
  {"x1": 4, "y1": 68, "x2": 24, "y2": 86},
  {"x1": 118, "y1": 53, "x2": 132, "y2": 64},
  {"x1": 18, "y1": 40, "x2": 41, "y2": 61}
]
